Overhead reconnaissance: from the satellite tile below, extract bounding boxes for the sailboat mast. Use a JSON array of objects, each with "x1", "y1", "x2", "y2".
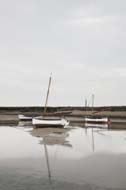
[{"x1": 43, "y1": 74, "x2": 52, "y2": 115}]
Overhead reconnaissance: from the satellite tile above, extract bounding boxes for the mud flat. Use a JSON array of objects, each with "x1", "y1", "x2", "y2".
[
  {"x1": 70, "y1": 110, "x2": 126, "y2": 118},
  {"x1": 0, "y1": 108, "x2": 126, "y2": 129},
  {"x1": 0, "y1": 114, "x2": 18, "y2": 125}
]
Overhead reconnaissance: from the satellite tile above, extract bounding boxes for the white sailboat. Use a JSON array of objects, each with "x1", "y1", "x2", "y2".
[
  {"x1": 32, "y1": 116, "x2": 69, "y2": 127},
  {"x1": 32, "y1": 74, "x2": 69, "y2": 127},
  {"x1": 84, "y1": 117, "x2": 109, "y2": 123},
  {"x1": 84, "y1": 117, "x2": 110, "y2": 129},
  {"x1": 18, "y1": 114, "x2": 33, "y2": 121},
  {"x1": 18, "y1": 113, "x2": 39, "y2": 121}
]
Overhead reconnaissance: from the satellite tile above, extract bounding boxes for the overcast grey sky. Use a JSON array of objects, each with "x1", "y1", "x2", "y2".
[{"x1": 0, "y1": 0, "x2": 126, "y2": 106}]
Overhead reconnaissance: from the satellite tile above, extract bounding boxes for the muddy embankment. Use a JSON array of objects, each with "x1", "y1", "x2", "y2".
[{"x1": 0, "y1": 106, "x2": 126, "y2": 128}]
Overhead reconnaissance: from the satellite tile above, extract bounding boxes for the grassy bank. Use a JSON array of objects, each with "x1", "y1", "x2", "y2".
[{"x1": 0, "y1": 106, "x2": 126, "y2": 113}]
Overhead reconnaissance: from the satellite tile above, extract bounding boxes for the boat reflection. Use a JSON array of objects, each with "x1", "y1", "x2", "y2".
[
  {"x1": 30, "y1": 127, "x2": 72, "y2": 182},
  {"x1": 18, "y1": 121, "x2": 32, "y2": 127},
  {"x1": 30, "y1": 128, "x2": 71, "y2": 146},
  {"x1": 95, "y1": 129, "x2": 111, "y2": 152}
]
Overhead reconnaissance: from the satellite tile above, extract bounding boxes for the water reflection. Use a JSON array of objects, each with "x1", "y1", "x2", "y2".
[
  {"x1": 84, "y1": 128, "x2": 126, "y2": 154},
  {"x1": 0, "y1": 124, "x2": 126, "y2": 189},
  {"x1": 18, "y1": 121, "x2": 32, "y2": 127},
  {"x1": 29, "y1": 125, "x2": 126, "y2": 188},
  {"x1": 30, "y1": 127, "x2": 72, "y2": 183},
  {"x1": 30, "y1": 128, "x2": 71, "y2": 147},
  {"x1": 0, "y1": 126, "x2": 41, "y2": 159}
]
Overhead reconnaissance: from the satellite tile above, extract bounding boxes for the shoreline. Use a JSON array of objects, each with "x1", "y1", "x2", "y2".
[{"x1": 0, "y1": 109, "x2": 126, "y2": 129}]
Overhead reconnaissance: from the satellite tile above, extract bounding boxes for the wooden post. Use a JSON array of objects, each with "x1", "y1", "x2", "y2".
[
  {"x1": 92, "y1": 94, "x2": 94, "y2": 112},
  {"x1": 85, "y1": 99, "x2": 87, "y2": 108}
]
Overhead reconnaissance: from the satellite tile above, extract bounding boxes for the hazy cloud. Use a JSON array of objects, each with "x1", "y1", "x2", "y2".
[{"x1": 0, "y1": 0, "x2": 125, "y2": 106}]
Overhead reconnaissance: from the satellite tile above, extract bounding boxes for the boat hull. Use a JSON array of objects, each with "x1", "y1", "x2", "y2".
[
  {"x1": 84, "y1": 117, "x2": 109, "y2": 124},
  {"x1": 32, "y1": 117, "x2": 69, "y2": 128},
  {"x1": 18, "y1": 114, "x2": 32, "y2": 121}
]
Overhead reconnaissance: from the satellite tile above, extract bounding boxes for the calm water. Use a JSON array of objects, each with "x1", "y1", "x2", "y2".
[{"x1": 0, "y1": 123, "x2": 126, "y2": 190}]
